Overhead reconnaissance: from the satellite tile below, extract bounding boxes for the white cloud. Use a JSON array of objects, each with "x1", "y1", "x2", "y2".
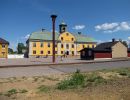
[
  {"x1": 72, "y1": 25, "x2": 85, "y2": 30},
  {"x1": 120, "y1": 22, "x2": 130, "y2": 30},
  {"x1": 95, "y1": 22, "x2": 130, "y2": 33},
  {"x1": 95, "y1": 23, "x2": 118, "y2": 31},
  {"x1": 24, "y1": 34, "x2": 30, "y2": 39},
  {"x1": 128, "y1": 37, "x2": 130, "y2": 40}
]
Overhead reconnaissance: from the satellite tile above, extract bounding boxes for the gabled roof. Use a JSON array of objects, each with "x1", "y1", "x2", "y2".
[
  {"x1": 94, "y1": 41, "x2": 119, "y2": 52},
  {"x1": 29, "y1": 31, "x2": 59, "y2": 41},
  {"x1": 0, "y1": 38, "x2": 9, "y2": 44},
  {"x1": 73, "y1": 33, "x2": 95, "y2": 43},
  {"x1": 80, "y1": 41, "x2": 127, "y2": 53},
  {"x1": 29, "y1": 31, "x2": 96, "y2": 43}
]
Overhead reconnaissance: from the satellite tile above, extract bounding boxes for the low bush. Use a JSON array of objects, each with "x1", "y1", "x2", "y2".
[
  {"x1": 117, "y1": 68, "x2": 130, "y2": 76},
  {"x1": 37, "y1": 85, "x2": 51, "y2": 93},
  {"x1": 4, "y1": 88, "x2": 28, "y2": 97},
  {"x1": 4, "y1": 89, "x2": 17, "y2": 97},
  {"x1": 85, "y1": 74, "x2": 107, "y2": 86},
  {"x1": 19, "y1": 89, "x2": 28, "y2": 93},
  {"x1": 57, "y1": 71, "x2": 107, "y2": 90},
  {"x1": 57, "y1": 71, "x2": 86, "y2": 90}
]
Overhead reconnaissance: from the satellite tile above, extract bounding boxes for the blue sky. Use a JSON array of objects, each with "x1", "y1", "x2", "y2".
[{"x1": 0, "y1": 0, "x2": 130, "y2": 50}]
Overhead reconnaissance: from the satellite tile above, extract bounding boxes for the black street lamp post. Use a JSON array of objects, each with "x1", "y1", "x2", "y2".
[{"x1": 51, "y1": 14, "x2": 57, "y2": 63}]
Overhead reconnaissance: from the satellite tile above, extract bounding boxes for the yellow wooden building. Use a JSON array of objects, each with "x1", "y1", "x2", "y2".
[
  {"x1": 26, "y1": 22, "x2": 97, "y2": 58},
  {"x1": 0, "y1": 38, "x2": 9, "y2": 58}
]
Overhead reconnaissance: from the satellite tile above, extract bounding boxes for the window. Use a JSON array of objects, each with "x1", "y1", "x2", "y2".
[
  {"x1": 61, "y1": 51, "x2": 63, "y2": 54},
  {"x1": 33, "y1": 50, "x2": 36, "y2": 54},
  {"x1": 83, "y1": 45, "x2": 85, "y2": 48},
  {"x1": 2, "y1": 44, "x2": 5, "y2": 48},
  {"x1": 61, "y1": 44, "x2": 63, "y2": 48},
  {"x1": 72, "y1": 44, "x2": 74, "y2": 48},
  {"x1": 87, "y1": 45, "x2": 90, "y2": 48},
  {"x1": 40, "y1": 42, "x2": 43, "y2": 47},
  {"x1": 55, "y1": 51, "x2": 57, "y2": 54},
  {"x1": 33, "y1": 42, "x2": 36, "y2": 47},
  {"x1": 40, "y1": 51, "x2": 43, "y2": 54},
  {"x1": 66, "y1": 33, "x2": 69, "y2": 36},
  {"x1": 92, "y1": 45, "x2": 95, "y2": 48},
  {"x1": 63, "y1": 27, "x2": 65, "y2": 32},
  {"x1": 66, "y1": 44, "x2": 69, "y2": 49},
  {"x1": 48, "y1": 51, "x2": 50, "y2": 54},
  {"x1": 71, "y1": 38, "x2": 74, "y2": 41},
  {"x1": 48, "y1": 43, "x2": 50, "y2": 47},
  {"x1": 61, "y1": 37, "x2": 63, "y2": 41}
]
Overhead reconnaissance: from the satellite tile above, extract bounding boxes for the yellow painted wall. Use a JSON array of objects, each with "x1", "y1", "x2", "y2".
[
  {"x1": 58, "y1": 32, "x2": 75, "y2": 55},
  {"x1": 76, "y1": 44, "x2": 96, "y2": 52},
  {"x1": 29, "y1": 32, "x2": 96, "y2": 57},
  {"x1": 0, "y1": 44, "x2": 8, "y2": 58},
  {"x1": 58, "y1": 32, "x2": 76, "y2": 43},
  {"x1": 31, "y1": 42, "x2": 58, "y2": 56}
]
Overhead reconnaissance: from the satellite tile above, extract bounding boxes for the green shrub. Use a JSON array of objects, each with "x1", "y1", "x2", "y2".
[
  {"x1": 57, "y1": 71, "x2": 86, "y2": 90},
  {"x1": 4, "y1": 89, "x2": 17, "y2": 97},
  {"x1": 4, "y1": 88, "x2": 28, "y2": 97},
  {"x1": 19, "y1": 89, "x2": 28, "y2": 93},
  {"x1": 86, "y1": 74, "x2": 106, "y2": 86},
  {"x1": 75, "y1": 69, "x2": 80, "y2": 73},
  {"x1": 37, "y1": 85, "x2": 50, "y2": 93},
  {"x1": 117, "y1": 69, "x2": 130, "y2": 76}
]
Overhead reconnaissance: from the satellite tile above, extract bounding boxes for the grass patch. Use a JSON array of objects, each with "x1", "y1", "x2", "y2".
[
  {"x1": 4, "y1": 89, "x2": 28, "y2": 97},
  {"x1": 85, "y1": 73, "x2": 107, "y2": 86},
  {"x1": 33, "y1": 77, "x2": 39, "y2": 82},
  {"x1": 37, "y1": 85, "x2": 51, "y2": 93},
  {"x1": 57, "y1": 70, "x2": 107, "y2": 90},
  {"x1": 19, "y1": 89, "x2": 28, "y2": 93},
  {"x1": 57, "y1": 70, "x2": 86, "y2": 90},
  {"x1": 0, "y1": 92, "x2": 3, "y2": 95},
  {"x1": 4, "y1": 89, "x2": 17, "y2": 97},
  {"x1": 22, "y1": 76, "x2": 27, "y2": 80},
  {"x1": 117, "y1": 68, "x2": 130, "y2": 77}
]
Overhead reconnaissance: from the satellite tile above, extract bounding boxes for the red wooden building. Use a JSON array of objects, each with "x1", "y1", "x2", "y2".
[
  {"x1": 80, "y1": 40, "x2": 128, "y2": 60},
  {"x1": 128, "y1": 48, "x2": 130, "y2": 57}
]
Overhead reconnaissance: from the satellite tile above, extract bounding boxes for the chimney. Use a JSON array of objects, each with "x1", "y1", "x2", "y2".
[
  {"x1": 78, "y1": 32, "x2": 81, "y2": 35},
  {"x1": 112, "y1": 38, "x2": 115, "y2": 42},
  {"x1": 42, "y1": 29, "x2": 45, "y2": 32}
]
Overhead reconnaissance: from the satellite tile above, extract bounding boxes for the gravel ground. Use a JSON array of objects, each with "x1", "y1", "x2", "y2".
[{"x1": 0, "y1": 60, "x2": 130, "y2": 78}]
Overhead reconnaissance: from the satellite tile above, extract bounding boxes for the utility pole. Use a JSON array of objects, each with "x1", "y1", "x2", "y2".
[{"x1": 51, "y1": 14, "x2": 57, "y2": 63}]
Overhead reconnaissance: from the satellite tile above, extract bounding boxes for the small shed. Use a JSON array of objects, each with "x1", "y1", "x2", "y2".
[{"x1": 80, "y1": 48, "x2": 94, "y2": 60}]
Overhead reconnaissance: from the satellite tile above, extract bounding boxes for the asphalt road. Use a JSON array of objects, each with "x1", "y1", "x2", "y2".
[{"x1": 0, "y1": 60, "x2": 130, "y2": 78}]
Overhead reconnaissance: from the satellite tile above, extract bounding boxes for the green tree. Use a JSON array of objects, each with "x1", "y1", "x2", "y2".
[
  {"x1": 17, "y1": 43, "x2": 26, "y2": 54},
  {"x1": 8, "y1": 48, "x2": 14, "y2": 54},
  {"x1": 122, "y1": 41, "x2": 128, "y2": 47}
]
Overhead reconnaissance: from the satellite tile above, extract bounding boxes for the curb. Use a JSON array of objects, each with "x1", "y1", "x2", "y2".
[{"x1": 0, "y1": 59, "x2": 130, "y2": 68}]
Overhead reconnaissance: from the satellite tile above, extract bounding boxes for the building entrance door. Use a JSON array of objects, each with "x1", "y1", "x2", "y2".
[{"x1": 66, "y1": 51, "x2": 69, "y2": 55}]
